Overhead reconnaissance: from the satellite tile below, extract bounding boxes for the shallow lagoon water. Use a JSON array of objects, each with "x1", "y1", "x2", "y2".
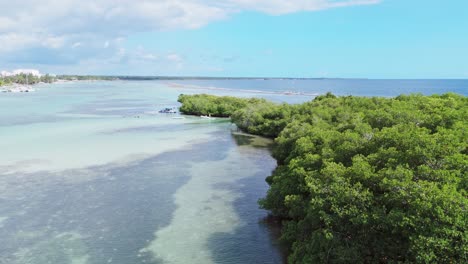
[{"x1": 0, "y1": 81, "x2": 284, "y2": 264}]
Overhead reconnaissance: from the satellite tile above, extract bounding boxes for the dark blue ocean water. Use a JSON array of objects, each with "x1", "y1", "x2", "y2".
[{"x1": 177, "y1": 79, "x2": 468, "y2": 97}]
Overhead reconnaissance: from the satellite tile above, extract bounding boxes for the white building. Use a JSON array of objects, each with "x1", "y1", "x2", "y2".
[
  {"x1": 12, "y1": 69, "x2": 42, "y2": 77},
  {"x1": 1, "y1": 71, "x2": 13, "y2": 77}
]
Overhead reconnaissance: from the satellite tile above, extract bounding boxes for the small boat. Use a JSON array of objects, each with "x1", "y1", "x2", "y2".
[
  {"x1": 7, "y1": 85, "x2": 35, "y2": 93},
  {"x1": 159, "y1": 107, "x2": 177, "y2": 114},
  {"x1": 200, "y1": 114, "x2": 213, "y2": 119},
  {"x1": 172, "y1": 116, "x2": 185, "y2": 119}
]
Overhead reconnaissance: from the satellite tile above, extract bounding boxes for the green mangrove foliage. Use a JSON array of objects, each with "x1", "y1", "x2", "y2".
[
  {"x1": 0, "y1": 73, "x2": 56, "y2": 86},
  {"x1": 178, "y1": 94, "x2": 268, "y2": 117},
  {"x1": 178, "y1": 93, "x2": 468, "y2": 263}
]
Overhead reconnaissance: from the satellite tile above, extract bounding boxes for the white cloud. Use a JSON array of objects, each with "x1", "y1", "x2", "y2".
[
  {"x1": 166, "y1": 53, "x2": 182, "y2": 62},
  {"x1": 166, "y1": 53, "x2": 184, "y2": 69},
  {"x1": 134, "y1": 46, "x2": 159, "y2": 62},
  {"x1": 207, "y1": 66, "x2": 225, "y2": 72},
  {"x1": 229, "y1": 0, "x2": 380, "y2": 15},
  {"x1": 0, "y1": 17, "x2": 15, "y2": 32},
  {"x1": 71, "y1": 42, "x2": 82, "y2": 49},
  {"x1": 0, "y1": 0, "x2": 380, "y2": 69},
  {"x1": 0, "y1": 34, "x2": 36, "y2": 52}
]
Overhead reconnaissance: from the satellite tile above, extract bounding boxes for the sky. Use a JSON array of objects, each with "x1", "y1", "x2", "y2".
[{"x1": 0, "y1": 0, "x2": 467, "y2": 78}]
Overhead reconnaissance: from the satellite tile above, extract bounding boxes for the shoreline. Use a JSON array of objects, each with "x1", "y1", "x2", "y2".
[{"x1": 0, "y1": 83, "x2": 36, "y2": 93}]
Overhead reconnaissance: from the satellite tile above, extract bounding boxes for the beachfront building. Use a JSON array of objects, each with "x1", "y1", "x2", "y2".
[
  {"x1": 12, "y1": 69, "x2": 42, "y2": 77},
  {"x1": 1, "y1": 71, "x2": 13, "y2": 77}
]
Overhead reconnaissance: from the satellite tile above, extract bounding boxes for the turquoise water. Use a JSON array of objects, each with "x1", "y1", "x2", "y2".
[
  {"x1": 0, "y1": 79, "x2": 465, "y2": 264},
  {"x1": 0, "y1": 81, "x2": 284, "y2": 264}
]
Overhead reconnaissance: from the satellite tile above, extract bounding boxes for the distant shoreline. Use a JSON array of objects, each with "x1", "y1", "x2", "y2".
[
  {"x1": 55, "y1": 75, "x2": 370, "y2": 81},
  {"x1": 42, "y1": 75, "x2": 468, "y2": 81},
  {"x1": 167, "y1": 82, "x2": 319, "y2": 96},
  {"x1": 4, "y1": 75, "x2": 468, "y2": 86}
]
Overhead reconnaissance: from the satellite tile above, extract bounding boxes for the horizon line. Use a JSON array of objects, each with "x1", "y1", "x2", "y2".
[{"x1": 54, "y1": 75, "x2": 468, "y2": 80}]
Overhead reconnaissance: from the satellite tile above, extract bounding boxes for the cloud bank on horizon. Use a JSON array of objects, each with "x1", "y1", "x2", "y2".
[{"x1": 0, "y1": 0, "x2": 379, "y2": 74}]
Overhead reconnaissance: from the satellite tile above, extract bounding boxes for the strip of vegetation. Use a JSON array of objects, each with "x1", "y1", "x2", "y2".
[
  {"x1": 0, "y1": 73, "x2": 56, "y2": 86},
  {"x1": 177, "y1": 94, "x2": 269, "y2": 118},
  {"x1": 1, "y1": 74, "x2": 119, "y2": 87},
  {"x1": 56, "y1": 75, "x2": 119, "y2": 81},
  {"x1": 179, "y1": 93, "x2": 467, "y2": 263}
]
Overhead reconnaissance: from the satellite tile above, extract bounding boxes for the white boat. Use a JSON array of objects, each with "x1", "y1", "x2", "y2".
[
  {"x1": 200, "y1": 114, "x2": 213, "y2": 119},
  {"x1": 7, "y1": 84, "x2": 35, "y2": 93}
]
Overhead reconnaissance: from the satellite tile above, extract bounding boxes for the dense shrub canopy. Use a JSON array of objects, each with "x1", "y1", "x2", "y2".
[
  {"x1": 178, "y1": 94, "x2": 268, "y2": 117},
  {"x1": 179, "y1": 93, "x2": 468, "y2": 263}
]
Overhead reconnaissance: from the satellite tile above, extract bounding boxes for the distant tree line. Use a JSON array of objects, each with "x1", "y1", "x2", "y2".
[
  {"x1": 0, "y1": 74, "x2": 123, "y2": 87},
  {"x1": 0, "y1": 73, "x2": 56, "y2": 86},
  {"x1": 179, "y1": 92, "x2": 467, "y2": 263},
  {"x1": 56, "y1": 75, "x2": 119, "y2": 81}
]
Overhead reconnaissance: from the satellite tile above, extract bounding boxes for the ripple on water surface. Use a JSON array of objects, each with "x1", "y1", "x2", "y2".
[
  {"x1": 0, "y1": 130, "x2": 283, "y2": 264},
  {"x1": 0, "y1": 81, "x2": 284, "y2": 264}
]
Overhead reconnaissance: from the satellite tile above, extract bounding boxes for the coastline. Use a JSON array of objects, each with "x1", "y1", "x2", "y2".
[
  {"x1": 0, "y1": 83, "x2": 36, "y2": 93},
  {"x1": 178, "y1": 92, "x2": 468, "y2": 263},
  {"x1": 167, "y1": 82, "x2": 319, "y2": 97}
]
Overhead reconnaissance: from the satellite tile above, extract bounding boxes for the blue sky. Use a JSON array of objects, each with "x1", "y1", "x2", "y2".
[{"x1": 1, "y1": 0, "x2": 467, "y2": 78}]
